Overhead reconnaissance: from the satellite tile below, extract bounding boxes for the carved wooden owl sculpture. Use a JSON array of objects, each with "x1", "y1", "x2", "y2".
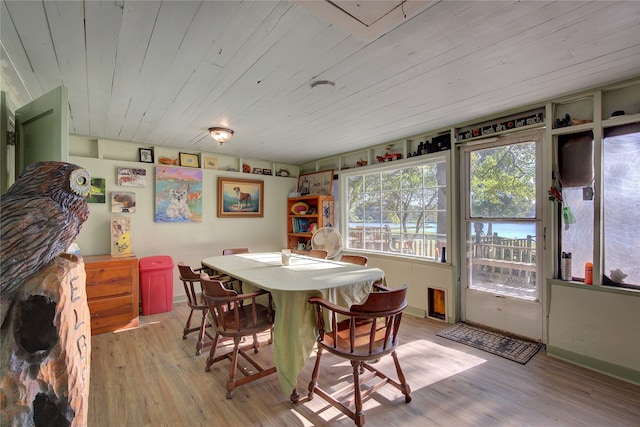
[{"x1": 1, "y1": 161, "x2": 90, "y2": 324}]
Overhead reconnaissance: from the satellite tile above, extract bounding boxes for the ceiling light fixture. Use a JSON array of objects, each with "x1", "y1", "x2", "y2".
[{"x1": 208, "y1": 127, "x2": 234, "y2": 145}]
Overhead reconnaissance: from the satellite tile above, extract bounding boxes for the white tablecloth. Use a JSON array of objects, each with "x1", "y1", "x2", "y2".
[{"x1": 201, "y1": 252, "x2": 384, "y2": 395}]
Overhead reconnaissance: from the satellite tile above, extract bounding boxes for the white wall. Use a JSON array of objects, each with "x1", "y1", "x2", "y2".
[
  {"x1": 358, "y1": 252, "x2": 455, "y2": 322},
  {"x1": 70, "y1": 155, "x2": 298, "y2": 301},
  {"x1": 548, "y1": 283, "x2": 640, "y2": 384}
]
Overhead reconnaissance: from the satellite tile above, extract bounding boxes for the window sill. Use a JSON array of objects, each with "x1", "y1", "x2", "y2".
[{"x1": 549, "y1": 279, "x2": 640, "y2": 296}]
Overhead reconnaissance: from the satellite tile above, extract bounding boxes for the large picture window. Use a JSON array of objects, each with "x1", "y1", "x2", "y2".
[
  {"x1": 558, "y1": 123, "x2": 639, "y2": 290},
  {"x1": 343, "y1": 156, "x2": 447, "y2": 259},
  {"x1": 603, "y1": 124, "x2": 640, "y2": 289}
]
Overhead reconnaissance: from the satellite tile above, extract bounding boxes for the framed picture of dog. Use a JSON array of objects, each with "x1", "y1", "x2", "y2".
[{"x1": 217, "y1": 177, "x2": 264, "y2": 218}]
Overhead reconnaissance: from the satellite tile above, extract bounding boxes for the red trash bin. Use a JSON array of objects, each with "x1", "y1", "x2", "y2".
[{"x1": 139, "y1": 256, "x2": 174, "y2": 315}]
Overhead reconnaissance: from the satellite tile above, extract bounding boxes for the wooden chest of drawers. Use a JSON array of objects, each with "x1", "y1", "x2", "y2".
[{"x1": 83, "y1": 254, "x2": 139, "y2": 335}]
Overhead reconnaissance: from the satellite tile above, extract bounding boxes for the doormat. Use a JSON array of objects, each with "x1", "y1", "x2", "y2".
[{"x1": 436, "y1": 323, "x2": 542, "y2": 364}]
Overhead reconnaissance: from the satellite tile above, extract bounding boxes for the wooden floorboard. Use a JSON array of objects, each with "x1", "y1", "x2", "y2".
[{"x1": 88, "y1": 303, "x2": 640, "y2": 426}]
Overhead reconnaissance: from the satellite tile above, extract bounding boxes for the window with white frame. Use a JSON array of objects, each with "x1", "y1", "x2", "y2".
[
  {"x1": 343, "y1": 156, "x2": 447, "y2": 259},
  {"x1": 558, "y1": 123, "x2": 639, "y2": 290}
]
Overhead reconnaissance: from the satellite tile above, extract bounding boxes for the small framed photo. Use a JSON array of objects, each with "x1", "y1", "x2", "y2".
[
  {"x1": 179, "y1": 152, "x2": 200, "y2": 168},
  {"x1": 203, "y1": 156, "x2": 218, "y2": 170},
  {"x1": 139, "y1": 148, "x2": 154, "y2": 163},
  {"x1": 87, "y1": 177, "x2": 106, "y2": 203},
  {"x1": 263, "y1": 168, "x2": 272, "y2": 175},
  {"x1": 253, "y1": 167, "x2": 263, "y2": 174}
]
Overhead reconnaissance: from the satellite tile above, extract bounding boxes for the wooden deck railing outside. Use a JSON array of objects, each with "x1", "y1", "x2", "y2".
[{"x1": 348, "y1": 227, "x2": 538, "y2": 292}]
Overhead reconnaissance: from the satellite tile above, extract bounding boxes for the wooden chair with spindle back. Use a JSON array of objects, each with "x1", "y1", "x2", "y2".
[
  {"x1": 201, "y1": 273, "x2": 277, "y2": 398},
  {"x1": 222, "y1": 248, "x2": 249, "y2": 255},
  {"x1": 339, "y1": 254, "x2": 368, "y2": 266},
  {"x1": 177, "y1": 262, "x2": 217, "y2": 356},
  {"x1": 306, "y1": 284, "x2": 411, "y2": 427},
  {"x1": 308, "y1": 249, "x2": 329, "y2": 259}
]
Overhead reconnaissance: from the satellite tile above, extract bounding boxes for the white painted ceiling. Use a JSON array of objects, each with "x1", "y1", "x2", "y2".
[{"x1": 2, "y1": 1, "x2": 639, "y2": 165}]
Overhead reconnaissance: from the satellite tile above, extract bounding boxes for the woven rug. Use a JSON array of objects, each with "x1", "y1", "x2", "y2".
[{"x1": 436, "y1": 323, "x2": 542, "y2": 364}]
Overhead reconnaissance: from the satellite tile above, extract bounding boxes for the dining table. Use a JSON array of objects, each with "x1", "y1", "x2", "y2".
[{"x1": 200, "y1": 252, "x2": 385, "y2": 400}]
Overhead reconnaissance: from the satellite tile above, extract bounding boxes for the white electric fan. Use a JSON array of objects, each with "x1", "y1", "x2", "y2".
[{"x1": 311, "y1": 227, "x2": 343, "y2": 259}]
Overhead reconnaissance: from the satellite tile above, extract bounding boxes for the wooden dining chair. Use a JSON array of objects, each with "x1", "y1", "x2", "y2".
[
  {"x1": 201, "y1": 248, "x2": 249, "y2": 292},
  {"x1": 177, "y1": 262, "x2": 217, "y2": 356},
  {"x1": 308, "y1": 249, "x2": 329, "y2": 259},
  {"x1": 201, "y1": 273, "x2": 277, "y2": 399},
  {"x1": 340, "y1": 254, "x2": 368, "y2": 266},
  {"x1": 306, "y1": 284, "x2": 411, "y2": 427},
  {"x1": 222, "y1": 247, "x2": 249, "y2": 292},
  {"x1": 222, "y1": 247, "x2": 249, "y2": 255}
]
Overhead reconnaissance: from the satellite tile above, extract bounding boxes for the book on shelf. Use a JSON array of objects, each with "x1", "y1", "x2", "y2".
[{"x1": 291, "y1": 217, "x2": 310, "y2": 233}]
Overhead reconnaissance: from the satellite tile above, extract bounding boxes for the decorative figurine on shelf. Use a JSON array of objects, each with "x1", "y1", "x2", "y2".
[
  {"x1": 554, "y1": 113, "x2": 593, "y2": 129},
  {"x1": 376, "y1": 146, "x2": 403, "y2": 163},
  {"x1": 158, "y1": 157, "x2": 178, "y2": 165}
]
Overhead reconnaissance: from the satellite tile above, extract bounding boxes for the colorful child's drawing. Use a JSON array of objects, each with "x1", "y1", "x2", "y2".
[{"x1": 155, "y1": 166, "x2": 202, "y2": 222}]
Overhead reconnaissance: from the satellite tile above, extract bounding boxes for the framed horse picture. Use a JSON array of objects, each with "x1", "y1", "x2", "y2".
[{"x1": 217, "y1": 177, "x2": 264, "y2": 218}]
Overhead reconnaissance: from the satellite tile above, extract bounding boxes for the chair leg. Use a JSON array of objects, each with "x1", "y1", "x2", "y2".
[
  {"x1": 351, "y1": 360, "x2": 365, "y2": 427},
  {"x1": 252, "y1": 333, "x2": 260, "y2": 353},
  {"x1": 391, "y1": 351, "x2": 412, "y2": 403},
  {"x1": 226, "y1": 337, "x2": 242, "y2": 399},
  {"x1": 205, "y1": 332, "x2": 221, "y2": 372},
  {"x1": 183, "y1": 308, "x2": 195, "y2": 339},
  {"x1": 195, "y1": 309, "x2": 209, "y2": 356},
  {"x1": 307, "y1": 346, "x2": 323, "y2": 400}
]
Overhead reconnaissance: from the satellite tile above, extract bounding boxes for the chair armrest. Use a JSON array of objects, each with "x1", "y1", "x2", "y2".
[
  {"x1": 308, "y1": 296, "x2": 354, "y2": 317},
  {"x1": 373, "y1": 282, "x2": 393, "y2": 292},
  {"x1": 235, "y1": 288, "x2": 268, "y2": 302}
]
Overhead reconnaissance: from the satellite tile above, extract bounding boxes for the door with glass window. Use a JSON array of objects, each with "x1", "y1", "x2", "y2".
[{"x1": 460, "y1": 131, "x2": 544, "y2": 341}]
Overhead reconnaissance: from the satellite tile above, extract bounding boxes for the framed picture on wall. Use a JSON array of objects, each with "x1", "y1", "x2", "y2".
[
  {"x1": 111, "y1": 216, "x2": 132, "y2": 257},
  {"x1": 111, "y1": 191, "x2": 136, "y2": 213},
  {"x1": 87, "y1": 177, "x2": 106, "y2": 203},
  {"x1": 139, "y1": 148, "x2": 154, "y2": 163},
  {"x1": 117, "y1": 167, "x2": 146, "y2": 187},
  {"x1": 297, "y1": 169, "x2": 334, "y2": 195},
  {"x1": 154, "y1": 166, "x2": 202, "y2": 223},
  {"x1": 203, "y1": 156, "x2": 218, "y2": 169},
  {"x1": 179, "y1": 152, "x2": 200, "y2": 168},
  {"x1": 217, "y1": 177, "x2": 264, "y2": 218}
]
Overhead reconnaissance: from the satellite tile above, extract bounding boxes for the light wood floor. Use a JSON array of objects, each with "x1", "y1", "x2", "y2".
[{"x1": 89, "y1": 303, "x2": 640, "y2": 426}]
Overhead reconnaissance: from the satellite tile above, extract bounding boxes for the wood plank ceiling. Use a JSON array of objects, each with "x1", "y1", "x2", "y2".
[{"x1": 2, "y1": 0, "x2": 639, "y2": 165}]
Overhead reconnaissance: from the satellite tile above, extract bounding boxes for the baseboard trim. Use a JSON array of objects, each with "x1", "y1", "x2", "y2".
[{"x1": 547, "y1": 345, "x2": 640, "y2": 386}]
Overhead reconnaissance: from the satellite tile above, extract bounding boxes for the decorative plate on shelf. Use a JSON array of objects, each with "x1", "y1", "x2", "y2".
[
  {"x1": 291, "y1": 201, "x2": 309, "y2": 215},
  {"x1": 311, "y1": 227, "x2": 343, "y2": 259}
]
